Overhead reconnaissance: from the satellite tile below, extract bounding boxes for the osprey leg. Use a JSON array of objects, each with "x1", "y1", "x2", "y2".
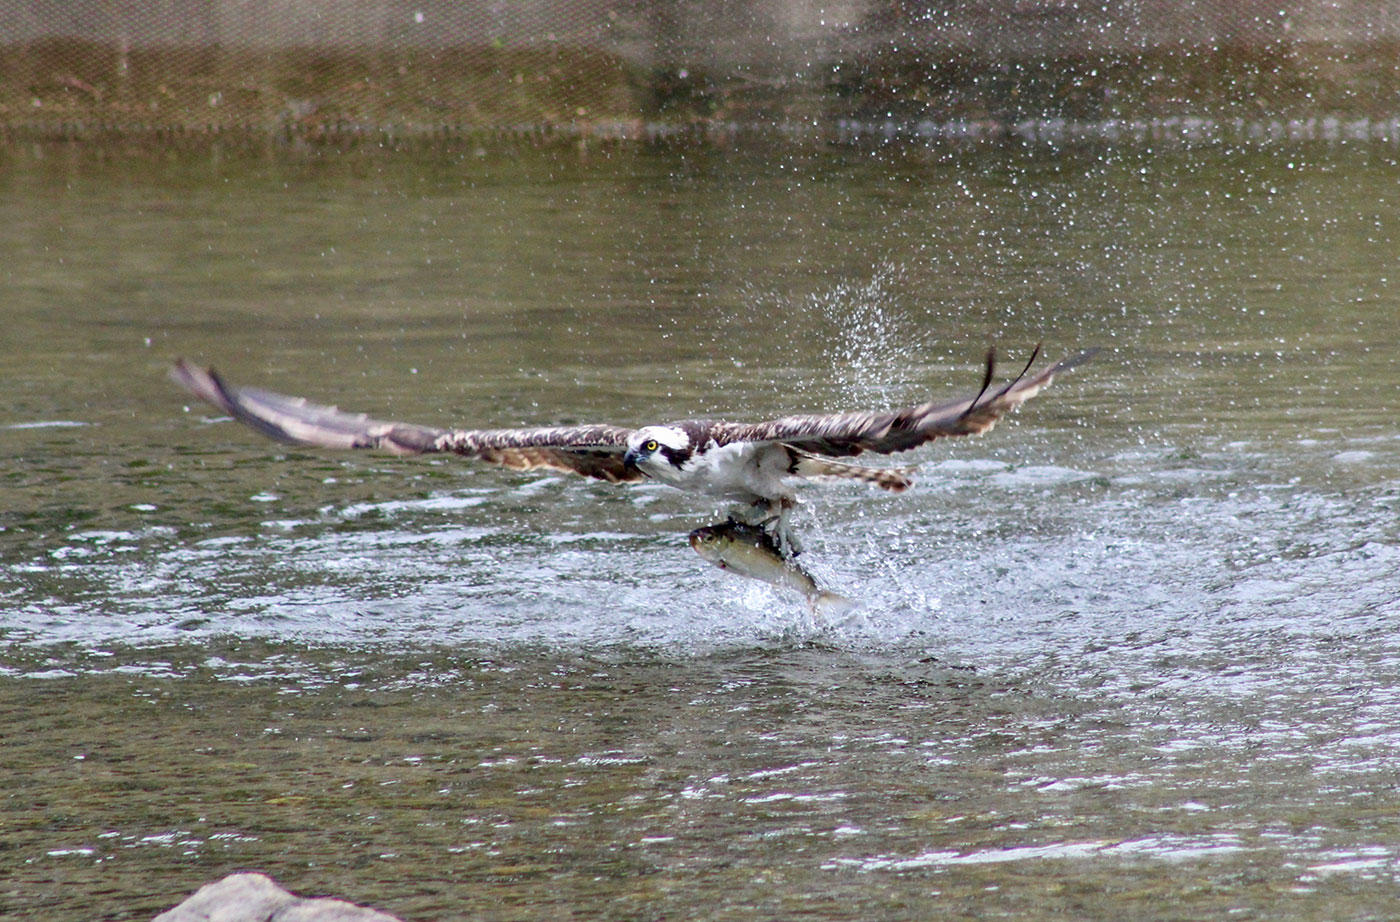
[{"x1": 727, "y1": 498, "x2": 802, "y2": 558}]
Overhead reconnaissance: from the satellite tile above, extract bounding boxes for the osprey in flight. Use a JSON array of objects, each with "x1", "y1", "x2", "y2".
[{"x1": 172, "y1": 346, "x2": 1094, "y2": 566}]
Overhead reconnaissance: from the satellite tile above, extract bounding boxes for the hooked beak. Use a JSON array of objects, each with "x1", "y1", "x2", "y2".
[{"x1": 622, "y1": 448, "x2": 642, "y2": 472}]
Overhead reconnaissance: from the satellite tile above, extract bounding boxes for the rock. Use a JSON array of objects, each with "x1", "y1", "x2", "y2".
[{"x1": 153, "y1": 873, "x2": 405, "y2": 922}]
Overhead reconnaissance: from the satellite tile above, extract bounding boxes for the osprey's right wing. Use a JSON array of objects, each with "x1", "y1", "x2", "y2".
[
  {"x1": 710, "y1": 346, "x2": 1098, "y2": 459},
  {"x1": 170, "y1": 360, "x2": 643, "y2": 483}
]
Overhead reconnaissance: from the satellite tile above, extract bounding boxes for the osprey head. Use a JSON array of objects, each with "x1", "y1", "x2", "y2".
[{"x1": 623, "y1": 425, "x2": 693, "y2": 478}]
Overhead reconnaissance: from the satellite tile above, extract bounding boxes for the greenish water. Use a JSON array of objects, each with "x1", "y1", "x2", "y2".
[{"x1": 1, "y1": 139, "x2": 1398, "y2": 920}]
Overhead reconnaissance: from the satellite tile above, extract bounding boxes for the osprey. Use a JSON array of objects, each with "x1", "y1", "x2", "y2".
[{"x1": 171, "y1": 346, "x2": 1095, "y2": 566}]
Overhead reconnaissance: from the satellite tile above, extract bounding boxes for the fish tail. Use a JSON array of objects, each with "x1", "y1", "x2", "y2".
[{"x1": 809, "y1": 589, "x2": 857, "y2": 617}]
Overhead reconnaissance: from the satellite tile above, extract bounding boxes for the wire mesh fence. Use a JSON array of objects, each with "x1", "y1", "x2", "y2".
[{"x1": 2, "y1": 0, "x2": 1398, "y2": 142}]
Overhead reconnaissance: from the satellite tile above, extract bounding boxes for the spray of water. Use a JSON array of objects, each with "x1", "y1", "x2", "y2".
[
  {"x1": 803, "y1": 262, "x2": 938, "y2": 408},
  {"x1": 699, "y1": 263, "x2": 963, "y2": 632},
  {"x1": 727, "y1": 261, "x2": 948, "y2": 412}
]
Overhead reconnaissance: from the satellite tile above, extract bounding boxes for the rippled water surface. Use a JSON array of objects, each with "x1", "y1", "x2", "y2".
[{"x1": 1, "y1": 139, "x2": 1398, "y2": 920}]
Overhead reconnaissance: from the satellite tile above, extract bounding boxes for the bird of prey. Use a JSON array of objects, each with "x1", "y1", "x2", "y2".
[{"x1": 171, "y1": 346, "x2": 1095, "y2": 563}]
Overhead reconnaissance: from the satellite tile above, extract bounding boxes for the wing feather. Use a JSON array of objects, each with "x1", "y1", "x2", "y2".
[
  {"x1": 709, "y1": 346, "x2": 1098, "y2": 458},
  {"x1": 170, "y1": 360, "x2": 642, "y2": 483}
]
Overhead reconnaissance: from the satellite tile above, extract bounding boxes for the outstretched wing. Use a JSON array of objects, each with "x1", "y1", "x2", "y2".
[
  {"x1": 708, "y1": 346, "x2": 1098, "y2": 458},
  {"x1": 170, "y1": 360, "x2": 642, "y2": 483}
]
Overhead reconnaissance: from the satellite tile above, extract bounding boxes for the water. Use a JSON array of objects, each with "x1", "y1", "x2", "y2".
[{"x1": 1, "y1": 138, "x2": 1398, "y2": 920}]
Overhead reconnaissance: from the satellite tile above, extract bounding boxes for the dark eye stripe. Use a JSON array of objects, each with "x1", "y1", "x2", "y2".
[{"x1": 659, "y1": 444, "x2": 691, "y2": 467}]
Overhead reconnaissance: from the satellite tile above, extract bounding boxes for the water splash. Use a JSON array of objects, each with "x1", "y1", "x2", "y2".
[
  {"x1": 729, "y1": 262, "x2": 946, "y2": 411},
  {"x1": 802, "y1": 262, "x2": 938, "y2": 407}
]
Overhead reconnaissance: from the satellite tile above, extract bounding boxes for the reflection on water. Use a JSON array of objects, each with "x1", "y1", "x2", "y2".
[{"x1": 1, "y1": 139, "x2": 1398, "y2": 920}]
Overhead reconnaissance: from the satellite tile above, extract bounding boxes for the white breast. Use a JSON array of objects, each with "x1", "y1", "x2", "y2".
[{"x1": 659, "y1": 440, "x2": 793, "y2": 504}]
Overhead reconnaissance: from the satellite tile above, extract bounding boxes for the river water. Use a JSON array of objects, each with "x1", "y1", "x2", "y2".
[{"x1": 1, "y1": 137, "x2": 1398, "y2": 920}]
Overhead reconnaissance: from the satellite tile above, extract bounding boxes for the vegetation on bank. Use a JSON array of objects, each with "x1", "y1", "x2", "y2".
[{"x1": 2, "y1": 38, "x2": 1398, "y2": 142}]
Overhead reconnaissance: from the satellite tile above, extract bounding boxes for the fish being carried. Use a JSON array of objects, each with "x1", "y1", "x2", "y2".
[{"x1": 688, "y1": 521, "x2": 853, "y2": 613}]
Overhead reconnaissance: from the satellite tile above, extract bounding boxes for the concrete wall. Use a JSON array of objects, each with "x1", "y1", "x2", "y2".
[
  {"x1": 5, "y1": 0, "x2": 1396, "y2": 59},
  {"x1": 3, "y1": 0, "x2": 1396, "y2": 131}
]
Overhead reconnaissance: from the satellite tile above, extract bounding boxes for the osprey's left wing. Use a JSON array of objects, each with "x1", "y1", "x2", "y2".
[
  {"x1": 709, "y1": 346, "x2": 1097, "y2": 459},
  {"x1": 170, "y1": 360, "x2": 642, "y2": 483}
]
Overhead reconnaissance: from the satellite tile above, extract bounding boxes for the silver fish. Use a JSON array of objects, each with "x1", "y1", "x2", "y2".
[{"x1": 688, "y1": 522, "x2": 852, "y2": 612}]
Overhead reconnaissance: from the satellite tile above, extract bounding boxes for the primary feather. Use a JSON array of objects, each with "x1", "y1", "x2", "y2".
[
  {"x1": 709, "y1": 345, "x2": 1098, "y2": 458},
  {"x1": 170, "y1": 360, "x2": 641, "y2": 482}
]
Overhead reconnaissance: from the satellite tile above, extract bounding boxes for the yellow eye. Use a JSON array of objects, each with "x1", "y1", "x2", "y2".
[{"x1": 643, "y1": 439, "x2": 659, "y2": 452}]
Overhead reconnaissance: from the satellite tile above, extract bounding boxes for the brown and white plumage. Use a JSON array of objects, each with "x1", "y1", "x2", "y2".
[
  {"x1": 171, "y1": 346, "x2": 1095, "y2": 522},
  {"x1": 171, "y1": 360, "x2": 642, "y2": 483}
]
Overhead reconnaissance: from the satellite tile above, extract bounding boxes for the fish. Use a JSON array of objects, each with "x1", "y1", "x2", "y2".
[{"x1": 688, "y1": 521, "x2": 853, "y2": 613}]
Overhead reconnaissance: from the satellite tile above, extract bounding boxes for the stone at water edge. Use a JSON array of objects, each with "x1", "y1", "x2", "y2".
[{"x1": 153, "y1": 872, "x2": 405, "y2": 922}]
